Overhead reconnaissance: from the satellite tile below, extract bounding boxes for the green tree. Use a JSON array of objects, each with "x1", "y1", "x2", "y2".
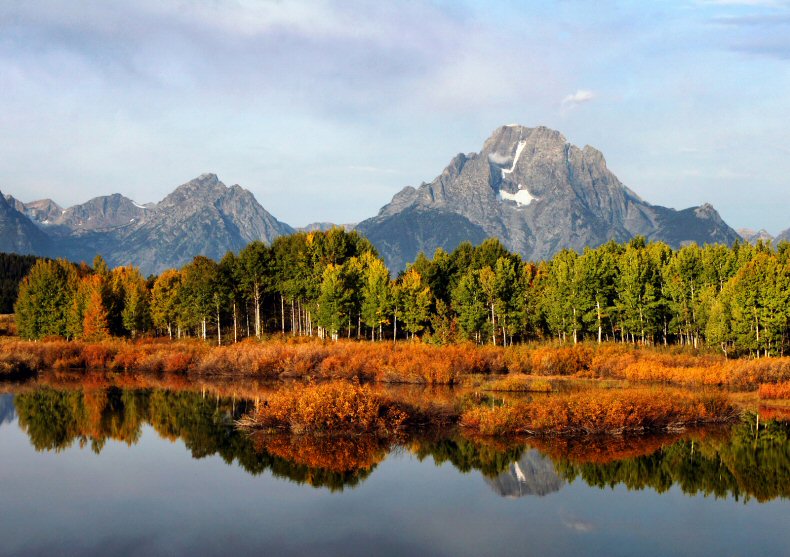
[
  {"x1": 151, "y1": 270, "x2": 181, "y2": 339},
  {"x1": 360, "y1": 254, "x2": 392, "y2": 340},
  {"x1": 316, "y1": 263, "x2": 351, "y2": 340},
  {"x1": 452, "y1": 268, "x2": 488, "y2": 342},
  {"x1": 398, "y1": 268, "x2": 431, "y2": 339},
  {"x1": 15, "y1": 259, "x2": 78, "y2": 339},
  {"x1": 179, "y1": 256, "x2": 220, "y2": 340}
]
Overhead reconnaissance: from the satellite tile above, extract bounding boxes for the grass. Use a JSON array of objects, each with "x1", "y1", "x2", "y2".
[{"x1": 483, "y1": 374, "x2": 553, "y2": 393}]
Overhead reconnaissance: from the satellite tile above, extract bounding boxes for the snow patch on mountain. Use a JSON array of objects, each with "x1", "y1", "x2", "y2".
[
  {"x1": 501, "y1": 140, "x2": 527, "y2": 178},
  {"x1": 499, "y1": 184, "x2": 536, "y2": 207}
]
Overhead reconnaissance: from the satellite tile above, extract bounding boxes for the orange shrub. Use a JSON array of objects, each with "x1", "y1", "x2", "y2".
[
  {"x1": 82, "y1": 343, "x2": 117, "y2": 369},
  {"x1": 759, "y1": 381, "x2": 790, "y2": 400},
  {"x1": 163, "y1": 352, "x2": 194, "y2": 373},
  {"x1": 528, "y1": 344, "x2": 593, "y2": 375},
  {"x1": 460, "y1": 388, "x2": 736, "y2": 435},
  {"x1": 240, "y1": 381, "x2": 410, "y2": 435}
]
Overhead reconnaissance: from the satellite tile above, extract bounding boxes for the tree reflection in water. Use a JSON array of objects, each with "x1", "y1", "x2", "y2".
[{"x1": 8, "y1": 381, "x2": 790, "y2": 500}]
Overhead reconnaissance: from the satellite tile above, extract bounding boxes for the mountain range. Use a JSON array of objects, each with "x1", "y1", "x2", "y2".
[
  {"x1": 1, "y1": 173, "x2": 292, "y2": 275},
  {"x1": 0, "y1": 124, "x2": 764, "y2": 275}
]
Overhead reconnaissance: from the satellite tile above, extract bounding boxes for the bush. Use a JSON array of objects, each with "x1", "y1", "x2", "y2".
[
  {"x1": 239, "y1": 381, "x2": 410, "y2": 435},
  {"x1": 759, "y1": 381, "x2": 790, "y2": 400},
  {"x1": 460, "y1": 388, "x2": 737, "y2": 436}
]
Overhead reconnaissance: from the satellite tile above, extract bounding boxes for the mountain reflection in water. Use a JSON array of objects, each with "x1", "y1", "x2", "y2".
[{"x1": 4, "y1": 379, "x2": 789, "y2": 502}]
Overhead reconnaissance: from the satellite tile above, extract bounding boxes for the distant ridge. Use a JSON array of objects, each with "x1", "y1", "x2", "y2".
[{"x1": 0, "y1": 174, "x2": 292, "y2": 275}]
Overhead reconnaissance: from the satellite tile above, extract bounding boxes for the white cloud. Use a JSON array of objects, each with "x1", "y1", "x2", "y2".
[{"x1": 561, "y1": 89, "x2": 596, "y2": 111}]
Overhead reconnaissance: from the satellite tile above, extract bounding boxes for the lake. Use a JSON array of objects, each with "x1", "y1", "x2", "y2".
[{"x1": 0, "y1": 377, "x2": 788, "y2": 557}]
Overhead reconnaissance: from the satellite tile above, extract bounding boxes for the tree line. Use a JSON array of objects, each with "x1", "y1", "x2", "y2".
[
  {"x1": 12, "y1": 228, "x2": 790, "y2": 356},
  {"x1": 0, "y1": 252, "x2": 39, "y2": 313}
]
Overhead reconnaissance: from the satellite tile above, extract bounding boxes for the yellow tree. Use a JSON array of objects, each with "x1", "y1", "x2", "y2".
[{"x1": 82, "y1": 275, "x2": 110, "y2": 340}]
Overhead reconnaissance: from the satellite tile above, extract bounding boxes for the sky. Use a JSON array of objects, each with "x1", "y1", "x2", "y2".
[{"x1": 1, "y1": 0, "x2": 789, "y2": 232}]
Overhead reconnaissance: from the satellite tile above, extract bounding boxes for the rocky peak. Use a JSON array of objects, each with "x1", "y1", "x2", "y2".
[
  {"x1": 739, "y1": 228, "x2": 775, "y2": 244},
  {"x1": 357, "y1": 123, "x2": 741, "y2": 271},
  {"x1": 694, "y1": 203, "x2": 718, "y2": 219},
  {"x1": 6, "y1": 196, "x2": 64, "y2": 224}
]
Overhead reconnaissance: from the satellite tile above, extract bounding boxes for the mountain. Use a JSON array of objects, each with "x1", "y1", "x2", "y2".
[
  {"x1": 772, "y1": 227, "x2": 790, "y2": 244},
  {"x1": 106, "y1": 174, "x2": 293, "y2": 274},
  {"x1": 0, "y1": 190, "x2": 51, "y2": 256},
  {"x1": 738, "y1": 228, "x2": 774, "y2": 245},
  {"x1": 4, "y1": 195, "x2": 63, "y2": 224},
  {"x1": 297, "y1": 222, "x2": 357, "y2": 233},
  {"x1": 3, "y1": 174, "x2": 293, "y2": 275},
  {"x1": 357, "y1": 125, "x2": 740, "y2": 271},
  {"x1": 47, "y1": 193, "x2": 150, "y2": 236}
]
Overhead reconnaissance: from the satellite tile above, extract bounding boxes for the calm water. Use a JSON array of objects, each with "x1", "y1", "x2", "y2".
[{"x1": 0, "y1": 382, "x2": 789, "y2": 557}]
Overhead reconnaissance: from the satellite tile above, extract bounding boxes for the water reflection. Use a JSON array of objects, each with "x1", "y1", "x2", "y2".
[
  {"x1": 0, "y1": 393, "x2": 14, "y2": 426},
  {"x1": 484, "y1": 449, "x2": 564, "y2": 498},
  {"x1": 6, "y1": 381, "x2": 790, "y2": 501}
]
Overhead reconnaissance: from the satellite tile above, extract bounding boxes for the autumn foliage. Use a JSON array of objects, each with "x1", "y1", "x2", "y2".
[
  {"x1": 4, "y1": 337, "x2": 790, "y2": 392},
  {"x1": 459, "y1": 388, "x2": 737, "y2": 436},
  {"x1": 758, "y1": 381, "x2": 790, "y2": 400},
  {"x1": 238, "y1": 382, "x2": 411, "y2": 435},
  {"x1": 253, "y1": 434, "x2": 390, "y2": 474}
]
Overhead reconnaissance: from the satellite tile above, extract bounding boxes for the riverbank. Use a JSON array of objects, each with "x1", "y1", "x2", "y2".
[
  {"x1": 3, "y1": 337, "x2": 790, "y2": 437},
  {"x1": 3, "y1": 336, "x2": 790, "y2": 388}
]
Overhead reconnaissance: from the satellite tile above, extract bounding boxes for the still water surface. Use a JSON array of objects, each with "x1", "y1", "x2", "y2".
[{"x1": 0, "y1": 384, "x2": 788, "y2": 557}]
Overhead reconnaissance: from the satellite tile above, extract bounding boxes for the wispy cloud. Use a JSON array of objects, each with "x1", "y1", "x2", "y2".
[{"x1": 561, "y1": 89, "x2": 596, "y2": 111}]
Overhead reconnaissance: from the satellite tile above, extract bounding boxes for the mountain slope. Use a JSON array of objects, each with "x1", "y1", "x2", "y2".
[
  {"x1": 357, "y1": 125, "x2": 740, "y2": 270},
  {"x1": 0, "y1": 190, "x2": 51, "y2": 256},
  {"x1": 2, "y1": 174, "x2": 293, "y2": 274},
  {"x1": 105, "y1": 174, "x2": 293, "y2": 274},
  {"x1": 738, "y1": 228, "x2": 774, "y2": 245}
]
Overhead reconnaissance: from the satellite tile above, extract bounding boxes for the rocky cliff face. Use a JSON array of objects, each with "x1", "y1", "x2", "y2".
[{"x1": 357, "y1": 125, "x2": 740, "y2": 270}]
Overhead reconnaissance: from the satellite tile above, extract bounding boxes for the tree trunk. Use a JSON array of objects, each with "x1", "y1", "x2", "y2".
[
  {"x1": 596, "y1": 300, "x2": 602, "y2": 344},
  {"x1": 491, "y1": 303, "x2": 496, "y2": 346},
  {"x1": 216, "y1": 307, "x2": 221, "y2": 346},
  {"x1": 393, "y1": 309, "x2": 398, "y2": 346},
  {"x1": 254, "y1": 284, "x2": 261, "y2": 338}
]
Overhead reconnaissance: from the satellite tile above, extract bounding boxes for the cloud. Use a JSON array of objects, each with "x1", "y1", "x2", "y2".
[
  {"x1": 488, "y1": 152, "x2": 511, "y2": 165},
  {"x1": 561, "y1": 89, "x2": 596, "y2": 111}
]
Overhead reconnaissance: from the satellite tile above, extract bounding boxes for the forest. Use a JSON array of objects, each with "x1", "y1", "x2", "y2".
[
  {"x1": 10, "y1": 228, "x2": 790, "y2": 357},
  {"x1": 0, "y1": 252, "x2": 39, "y2": 314}
]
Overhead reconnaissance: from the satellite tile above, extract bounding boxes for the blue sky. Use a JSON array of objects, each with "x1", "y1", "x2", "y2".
[{"x1": 1, "y1": 0, "x2": 789, "y2": 231}]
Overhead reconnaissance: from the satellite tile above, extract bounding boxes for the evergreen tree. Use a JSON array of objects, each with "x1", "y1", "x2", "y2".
[{"x1": 15, "y1": 259, "x2": 78, "y2": 339}]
